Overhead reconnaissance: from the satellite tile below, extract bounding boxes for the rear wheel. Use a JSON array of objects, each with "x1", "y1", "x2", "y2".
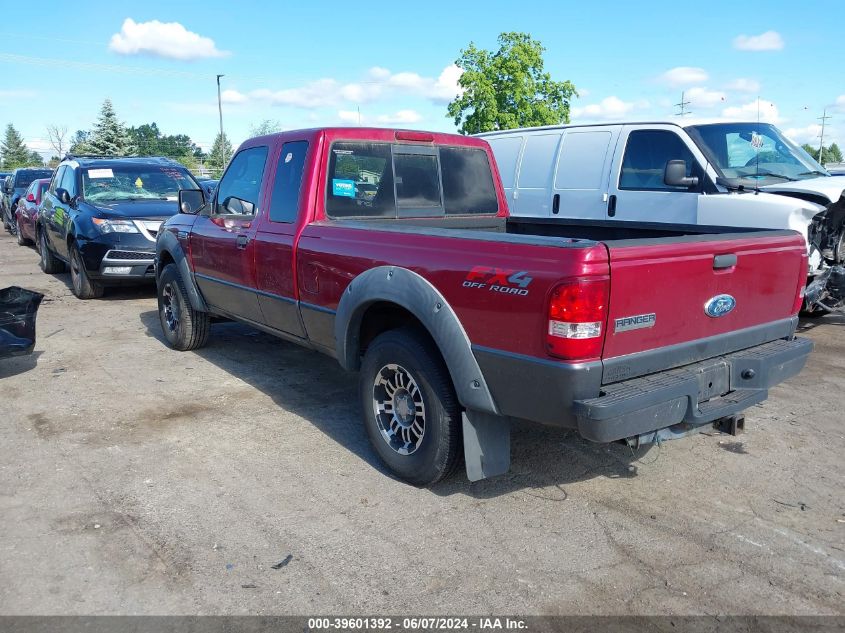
[
  {"x1": 38, "y1": 228, "x2": 65, "y2": 274},
  {"x1": 69, "y1": 243, "x2": 104, "y2": 299},
  {"x1": 359, "y1": 327, "x2": 462, "y2": 486},
  {"x1": 15, "y1": 217, "x2": 31, "y2": 246},
  {"x1": 157, "y1": 263, "x2": 210, "y2": 351}
]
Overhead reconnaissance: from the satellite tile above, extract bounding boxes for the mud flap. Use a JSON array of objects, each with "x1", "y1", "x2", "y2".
[{"x1": 462, "y1": 410, "x2": 510, "y2": 482}]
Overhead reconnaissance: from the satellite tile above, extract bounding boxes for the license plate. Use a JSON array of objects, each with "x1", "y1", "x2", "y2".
[{"x1": 696, "y1": 361, "x2": 730, "y2": 403}]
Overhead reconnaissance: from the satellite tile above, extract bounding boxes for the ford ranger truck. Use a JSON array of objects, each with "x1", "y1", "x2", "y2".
[{"x1": 154, "y1": 127, "x2": 812, "y2": 486}]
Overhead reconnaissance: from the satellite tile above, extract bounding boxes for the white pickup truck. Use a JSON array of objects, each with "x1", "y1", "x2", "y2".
[{"x1": 479, "y1": 120, "x2": 845, "y2": 312}]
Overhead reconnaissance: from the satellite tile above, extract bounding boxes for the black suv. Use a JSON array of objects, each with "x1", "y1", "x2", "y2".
[
  {"x1": 2, "y1": 168, "x2": 54, "y2": 232},
  {"x1": 38, "y1": 156, "x2": 200, "y2": 299}
]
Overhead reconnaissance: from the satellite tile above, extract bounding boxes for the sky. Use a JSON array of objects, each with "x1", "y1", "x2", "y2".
[{"x1": 1, "y1": 0, "x2": 844, "y2": 161}]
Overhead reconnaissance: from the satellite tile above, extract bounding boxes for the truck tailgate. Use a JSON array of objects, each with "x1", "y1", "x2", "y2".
[{"x1": 601, "y1": 231, "x2": 805, "y2": 368}]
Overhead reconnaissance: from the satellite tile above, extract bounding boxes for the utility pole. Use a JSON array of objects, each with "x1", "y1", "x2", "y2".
[
  {"x1": 674, "y1": 91, "x2": 692, "y2": 117},
  {"x1": 216, "y1": 74, "x2": 225, "y2": 140},
  {"x1": 818, "y1": 107, "x2": 832, "y2": 165}
]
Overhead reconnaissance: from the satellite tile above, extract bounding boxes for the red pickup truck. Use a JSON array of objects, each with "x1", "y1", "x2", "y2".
[{"x1": 155, "y1": 127, "x2": 812, "y2": 485}]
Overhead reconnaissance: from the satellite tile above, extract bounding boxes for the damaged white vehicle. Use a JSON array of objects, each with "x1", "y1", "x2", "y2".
[{"x1": 481, "y1": 119, "x2": 845, "y2": 312}]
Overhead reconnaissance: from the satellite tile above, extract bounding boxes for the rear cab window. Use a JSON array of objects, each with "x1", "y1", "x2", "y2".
[{"x1": 325, "y1": 141, "x2": 499, "y2": 219}]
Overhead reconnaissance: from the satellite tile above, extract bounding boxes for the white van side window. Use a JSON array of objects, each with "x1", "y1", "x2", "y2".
[
  {"x1": 487, "y1": 137, "x2": 522, "y2": 190},
  {"x1": 555, "y1": 131, "x2": 612, "y2": 189},
  {"x1": 619, "y1": 130, "x2": 699, "y2": 191},
  {"x1": 517, "y1": 134, "x2": 561, "y2": 188}
]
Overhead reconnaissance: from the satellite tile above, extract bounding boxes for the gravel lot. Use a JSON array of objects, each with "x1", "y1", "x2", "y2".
[{"x1": 1, "y1": 232, "x2": 843, "y2": 616}]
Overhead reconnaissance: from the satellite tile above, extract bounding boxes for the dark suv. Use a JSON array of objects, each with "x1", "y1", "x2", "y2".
[
  {"x1": 38, "y1": 156, "x2": 200, "y2": 299},
  {"x1": 2, "y1": 168, "x2": 54, "y2": 232}
]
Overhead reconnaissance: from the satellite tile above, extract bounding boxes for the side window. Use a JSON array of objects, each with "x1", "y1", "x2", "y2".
[
  {"x1": 59, "y1": 167, "x2": 76, "y2": 196},
  {"x1": 517, "y1": 134, "x2": 561, "y2": 188},
  {"x1": 269, "y1": 141, "x2": 308, "y2": 223},
  {"x1": 620, "y1": 130, "x2": 700, "y2": 191},
  {"x1": 215, "y1": 146, "x2": 268, "y2": 216},
  {"x1": 394, "y1": 153, "x2": 441, "y2": 214},
  {"x1": 326, "y1": 142, "x2": 394, "y2": 218},
  {"x1": 440, "y1": 147, "x2": 499, "y2": 215},
  {"x1": 50, "y1": 167, "x2": 65, "y2": 194}
]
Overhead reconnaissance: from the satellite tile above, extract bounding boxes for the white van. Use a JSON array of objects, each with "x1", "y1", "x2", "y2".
[{"x1": 478, "y1": 120, "x2": 845, "y2": 311}]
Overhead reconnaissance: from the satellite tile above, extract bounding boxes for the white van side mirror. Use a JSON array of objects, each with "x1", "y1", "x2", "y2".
[{"x1": 664, "y1": 160, "x2": 699, "y2": 188}]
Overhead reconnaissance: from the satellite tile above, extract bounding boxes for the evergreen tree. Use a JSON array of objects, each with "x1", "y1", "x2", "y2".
[
  {"x1": 829, "y1": 143, "x2": 843, "y2": 164},
  {"x1": 27, "y1": 150, "x2": 44, "y2": 166},
  {"x1": 87, "y1": 99, "x2": 133, "y2": 156},
  {"x1": 207, "y1": 132, "x2": 233, "y2": 178},
  {"x1": 1, "y1": 124, "x2": 32, "y2": 168}
]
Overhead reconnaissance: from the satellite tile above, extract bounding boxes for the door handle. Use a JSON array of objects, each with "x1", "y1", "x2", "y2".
[
  {"x1": 713, "y1": 254, "x2": 737, "y2": 269},
  {"x1": 607, "y1": 194, "x2": 617, "y2": 217},
  {"x1": 552, "y1": 193, "x2": 560, "y2": 214},
  {"x1": 236, "y1": 234, "x2": 250, "y2": 249}
]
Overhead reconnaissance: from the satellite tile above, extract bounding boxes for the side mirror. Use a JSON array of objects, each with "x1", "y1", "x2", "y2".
[
  {"x1": 56, "y1": 188, "x2": 71, "y2": 205},
  {"x1": 26, "y1": 193, "x2": 36, "y2": 202},
  {"x1": 664, "y1": 160, "x2": 699, "y2": 188},
  {"x1": 222, "y1": 196, "x2": 255, "y2": 215},
  {"x1": 3, "y1": 183, "x2": 12, "y2": 195},
  {"x1": 178, "y1": 188, "x2": 205, "y2": 214}
]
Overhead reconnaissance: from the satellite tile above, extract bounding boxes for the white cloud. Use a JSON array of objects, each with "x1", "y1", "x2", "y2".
[
  {"x1": 835, "y1": 95, "x2": 845, "y2": 110},
  {"x1": 659, "y1": 66, "x2": 709, "y2": 86},
  {"x1": 221, "y1": 89, "x2": 247, "y2": 104},
  {"x1": 571, "y1": 96, "x2": 649, "y2": 120},
  {"x1": 376, "y1": 110, "x2": 423, "y2": 124},
  {"x1": 784, "y1": 124, "x2": 822, "y2": 145},
  {"x1": 733, "y1": 31, "x2": 784, "y2": 51},
  {"x1": 109, "y1": 18, "x2": 229, "y2": 61},
  {"x1": 336, "y1": 109, "x2": 423, "y2": 125},
  {"x1": 338, "y1": 110, "x2": 362, "y2": 124},
  {"x1": 722, "y1": 99, "x2": 782, "y2": 124},
  {"x1": 725, "y1": 78, "x2": 761, "y2": 93},
  {"x1": 685, "y1": 87, "x2": 726, "y2": 109},
  {"x1": 0, "y1": 89, "x2": 37, "y2": 101},
  {"x1": 239, "y1": 64, "x2": 462, "y2": 110}
]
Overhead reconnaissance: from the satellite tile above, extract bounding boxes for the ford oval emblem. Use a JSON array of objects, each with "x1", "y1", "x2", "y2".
[{"x1": 704, "y1": 294, "x2": 736, "y2": 318}]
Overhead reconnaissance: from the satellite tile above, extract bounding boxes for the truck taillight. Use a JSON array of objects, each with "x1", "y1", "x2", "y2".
[
  {"x1": 546, "y1": 278, "x2": 609, "y2": 361},
  {"x1": 792, "y1": 253, "x2": 809, "y2": 314}
]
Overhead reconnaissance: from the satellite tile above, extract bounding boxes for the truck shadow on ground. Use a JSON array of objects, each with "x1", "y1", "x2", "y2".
[
  {"x1": 139, "y1": 311, "x2": 646, "y2": 498},
  {"x1": 798, "y1": 313, "x2": 845, "y2": 332}
]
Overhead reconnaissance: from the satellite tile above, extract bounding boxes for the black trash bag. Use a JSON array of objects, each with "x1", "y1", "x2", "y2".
[{"x1": 0, "y1": 286, "x2": 45, "y2": 359}]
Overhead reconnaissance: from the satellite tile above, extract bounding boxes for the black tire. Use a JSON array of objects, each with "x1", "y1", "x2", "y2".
[
  {"x1": 157, "y1": 263, "x2": 210, "y2": 351},
  {"x1": 69, "y1": 243, "x2": 104, "y2": 299},
  {"x1": 38, "y1": 228, "x2": 65, "y2": 274},
  {"x1": 15, "y1": 217, "x2": 32, "y2": 246},
  {"x1": 2, "y1": 207, "x2": 10, "y2": 232},
  {"x1": 359, "y1": 327, "x2": 462, "y2": 486}
]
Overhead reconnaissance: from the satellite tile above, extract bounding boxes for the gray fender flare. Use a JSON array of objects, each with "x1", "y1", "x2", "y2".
[
  {"x1": 156, "y1": 230, "x2": 208, "y2": 313},
  {"x1": 335, "y1": 265, "x2": 499, "y2": 415}
]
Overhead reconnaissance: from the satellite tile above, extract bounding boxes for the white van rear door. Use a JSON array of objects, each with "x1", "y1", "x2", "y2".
[
  {"x1": 552, "y1": 127, "x2": 620, "y2": 220},
  {"x1": 606, "y1": 125, "x2": 705, "y2": 224},
  {"x1": 513, "y1": 132, "x2": 562, "y2": 216},
  {"x1": 486, "y1": 135, "x2": 524, "y2": 210}
]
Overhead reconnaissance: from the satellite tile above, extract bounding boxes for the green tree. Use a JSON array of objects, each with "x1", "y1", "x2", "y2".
[
  {"x1": 1, "y1": 124, "x2": 32, "y2": 168},
  {"x1": 250, "y1": 119, "x2": 282, "y2": 137},
  {"x1": 802, "y1": 142, "x2": 844, "y2": 166},
  {"x1": 69, "y1": 129, "x2": 92, "y2": 154},
  {"x1": 27, "y1": 150, "x2": 44, "y2": 166},
  {"x1": 206, "y1": 132, "x2": 233, "y2": 178},
  {"x1": 87, "y1": 99, "x2": 133, "y2": 156},
  {"x1": 447, "y1": 32, "x2": 577, "y2": 134}
]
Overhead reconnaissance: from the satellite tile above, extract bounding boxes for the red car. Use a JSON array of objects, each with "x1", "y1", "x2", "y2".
[
  {"x1": 155, "y1": 127, "x2": 812, "y2": 485},
  {"x1": 14, "y1": 177, "x2": 50, "y2": 247}
]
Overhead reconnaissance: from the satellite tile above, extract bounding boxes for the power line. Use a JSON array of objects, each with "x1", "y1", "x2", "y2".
[{"x1": 674, "y1": 91, "x2": 692, "y2": 117}]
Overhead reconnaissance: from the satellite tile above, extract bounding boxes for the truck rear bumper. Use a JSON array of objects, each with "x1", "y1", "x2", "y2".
[{"x1": 573, "y1": 337, "x2": 813, "y2": 442}]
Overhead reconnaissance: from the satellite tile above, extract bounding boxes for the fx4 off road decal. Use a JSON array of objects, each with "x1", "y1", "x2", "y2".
[{"x1": 463, "y1": 266, "x2": 533, "y2": 296}]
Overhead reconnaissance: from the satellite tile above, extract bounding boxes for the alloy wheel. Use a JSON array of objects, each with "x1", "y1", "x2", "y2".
[
  {"x1": 161, "y1": 283, "x2": 181, "y2": 333},
  {"x1": 372, "y1": 363, "x2": 426, "y2": 455}
]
